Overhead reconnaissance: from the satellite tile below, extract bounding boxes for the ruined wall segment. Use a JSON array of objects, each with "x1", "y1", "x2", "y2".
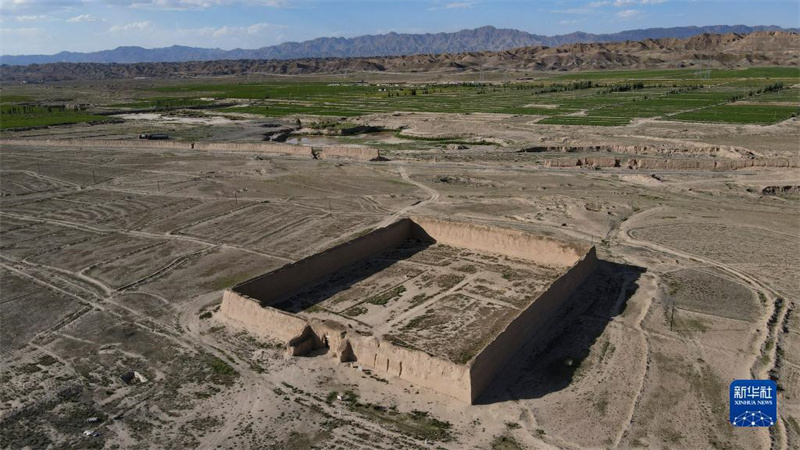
[
  {"x1": 193, "y1": 141, "x2": 312, "y2": 156},
  {"x1": 234, "y1": 219, "x2": 412, "y2": 305},
  {"x1": 0, "y1": 139, "x2": 389, "y2": 162},
  {"x1": 467, "y1": 247, "x2": 598, "y2": 402},
  {"x1": 221, "y1": 290, "x2": 308, "y2": 342},
  {"x1": 0, "y1": 139, "x2": 314, "y2": 157},
  {"x1": 318, "y1": 145, "x2": 380, "y2": 161},
  {"x1": 539, "y1": 156, "x2": 799, "y2": 170},
  {"x1": 411, "y1": 216, "x2": 588, "y2": 267},
  {"x1": 350, "y1": 334, "x2": 473, "y2": 402}
]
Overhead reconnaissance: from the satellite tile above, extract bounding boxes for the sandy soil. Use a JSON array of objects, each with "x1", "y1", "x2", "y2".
[{"x1": 1, "y1": 109, "x2": 798, "y2": 449}]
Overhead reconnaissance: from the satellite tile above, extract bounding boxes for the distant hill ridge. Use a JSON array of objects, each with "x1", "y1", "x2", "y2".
[
  {"x1": 3, "y1": 31, "x2": 798, "y2": 83},
  {"x1": 2, "y1": 24, "x2": 797, "y2": 66}
]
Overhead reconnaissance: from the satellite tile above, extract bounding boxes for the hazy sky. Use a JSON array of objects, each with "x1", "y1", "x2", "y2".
[{"x1": 1, "y1": 0, "x2": 798, "y2": 55}]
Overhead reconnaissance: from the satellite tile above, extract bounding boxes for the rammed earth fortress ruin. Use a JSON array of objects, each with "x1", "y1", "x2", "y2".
[{"x1": 221, "y1": 217, "x2": 597, "y2": 403}]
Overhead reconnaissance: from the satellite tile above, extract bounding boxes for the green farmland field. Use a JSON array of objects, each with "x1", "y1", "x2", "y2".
[
  {"x1": 1, "y1": 67, "x2": 798, "y2": 129},
  {"x1": 670, "y1": 104, "x2": 800, "y2": 124},
  {"x1": 184, "y1": 67, "x2": 798, "y2": 126}
]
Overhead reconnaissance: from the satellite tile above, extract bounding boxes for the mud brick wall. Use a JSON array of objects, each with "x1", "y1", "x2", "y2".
[
  {"x1": 468, "y1": 247, "x2": 598, "y2": 402},
  {"x1": 350, "y1": 334, "x2": 473, "y2": 402},
  {"x1": 307, "y1": 319, "x2": 474, "y2": 401},
  {"x1": 410, "y1": 216, "x2": 590, "y2": 267},
  {"x1": 233, "y1": 219, "x2": 412, "y2": 305},
  {"x1": 521, "y1": 144, "x2": 755, "y2": 158},
  {"x1": 1, "y1": 139, "x2": 392, "y2": 161},
  {"x1": 318, "y1": 145, "x2": 380, "y2": 161},
  {"x1": 193, "y1": 141, "x2": 312, "y2": 156},
  {"x1": 221, "y1": 290, "x2": 309, "y2": 342},
  {"x1": 540, "y1": 156, "x2": 799, "y2": 170},
  {"x1": 0, "y1": 138, "x2": 314, "y2": 156}
]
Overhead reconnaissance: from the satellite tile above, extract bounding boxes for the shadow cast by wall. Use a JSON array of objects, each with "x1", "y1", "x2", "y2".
[
  {"x1": 270, "y1": 239, "x2": 431, "y2": 314},
  {"x1": 476, "y1": 259, "x2": 646, "y2": 405}
]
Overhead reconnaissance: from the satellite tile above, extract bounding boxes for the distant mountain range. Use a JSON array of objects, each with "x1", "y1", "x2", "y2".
[
  {"x1": 3, "y1": 31, "x2": 797, "y2": 83},
  {"x1": 2, "y1": 25, "x2": 797, "y2": 66}
]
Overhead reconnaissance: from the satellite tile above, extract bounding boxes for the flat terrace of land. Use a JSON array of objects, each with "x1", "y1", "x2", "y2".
[{"x1": 271, "y1": 241, "x2": 566, "y2": 364}]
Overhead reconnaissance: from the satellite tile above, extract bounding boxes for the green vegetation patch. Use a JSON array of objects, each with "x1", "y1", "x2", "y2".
[
  {"x1": 349, "y1": 402, "x2": 453, "y2": 442},
  {"x1": 538, "y1": 115, "x2": 632, "y2": 126},
  {"x1": 112, "y1": 97, "x2": 213, "y2": 110},
  {"x1": 219, "y1": 104, "x2": 364, "y2": 117},
  {"x1": 8, "y1": 67, "x2": 796, "y2": 130},
  {"x1": 205, "y1": 355, "x2": 239, "y2": 385},
  {"x1": 0, "y1": 94, "x2": 34, "y2": 103},
  {"x1": 491, "y1": 433, "x2": 524, "y2": 450},
  {"x1": 1, "y1": 104, "x2": 110, "y2": 129},
  {"x1": 344, "y1": 305, "x2": 368, "y2": 317},
  {"x1": 365, "y1": 285, "x2": 406, "y2": 306},
  {"x1": 669, "y1": 104, "x2": 799, "y2": 124}
]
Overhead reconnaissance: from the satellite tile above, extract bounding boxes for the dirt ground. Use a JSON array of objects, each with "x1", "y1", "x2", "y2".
[{"x1": 1, "y1": 108, "x2": 798, "y2": 450}]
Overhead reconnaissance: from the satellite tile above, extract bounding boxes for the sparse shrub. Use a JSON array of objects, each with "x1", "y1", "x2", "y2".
[
  {"x1": 326, "y1": 391, "x2": 338, "y2": 403},
  {"x1": 344, "y1": 305, "x2": 368, "y2": 317},
  {"x1": 208, "y1": 357, "x2": 237, "y2": 377},
  {"x1": 341, "y1": 390, "x2": 359, "y2": 403}
]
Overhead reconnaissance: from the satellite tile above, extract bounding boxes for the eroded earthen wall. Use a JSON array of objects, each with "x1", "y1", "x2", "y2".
[
  {"x1": 221, "y1": 290, "x2": 309, "y2": 342},
  {"x1": 467, "y1": 247, "x2": 598, "y2": 402},
  {"x1": 1, "y1": 138, "x2": 390, "y2": 161},
  {"x1": 318, "y1": 145, "x2": 380, "y2": 161},
  {"x1": 233, "y1": 219, "x2": 412, "y2": 305},
  {"x1": 193, "y1": 141, "x2": 312, "y2": 156},
  {"x1": 411, "y1": 216, "x2": 588, "y2": 267},
  {"x1": 0, "y1": 139, "x2": 314, "y2": 157},
  {"x1": 306, "y1": 320, "x2": 473, "y2": 401},
  {"x1": 350, "y1": 334, "x2": 473, "y2": 402},
  {"x1": 540, "y1": 156, "x2": 799, "y2": 170}
]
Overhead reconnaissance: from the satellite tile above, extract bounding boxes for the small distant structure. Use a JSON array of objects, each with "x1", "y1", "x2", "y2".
[{"x1": 138, "y1": 133, "x2": 169, "y2": 140}]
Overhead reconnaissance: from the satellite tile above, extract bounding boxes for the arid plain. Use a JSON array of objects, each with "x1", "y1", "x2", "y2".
[{"x1": 1, "y1": 63, "x2": 799, "y2": 449}]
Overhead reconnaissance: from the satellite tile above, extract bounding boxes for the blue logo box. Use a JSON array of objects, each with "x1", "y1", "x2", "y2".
[{"x1": 730, "y1": 379, "x2": 777, "y2": 427}]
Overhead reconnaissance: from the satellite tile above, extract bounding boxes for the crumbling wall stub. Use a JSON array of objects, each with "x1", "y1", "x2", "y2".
[
  {"x1": 288, "y1": 325, "x2": 321, "y2": 356},
  {"x1": 467, "y1": 247, "x2": 598, "y2": 403},
  {"x1": 582, "y1": 157, "x2": 619, "y2": 168},
  {"x1": 306, "y1": 320, "x2": 350, "y2": 360},
  {"x1": 410, "y1": 216, "x2": 587, "y2": 267}
]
